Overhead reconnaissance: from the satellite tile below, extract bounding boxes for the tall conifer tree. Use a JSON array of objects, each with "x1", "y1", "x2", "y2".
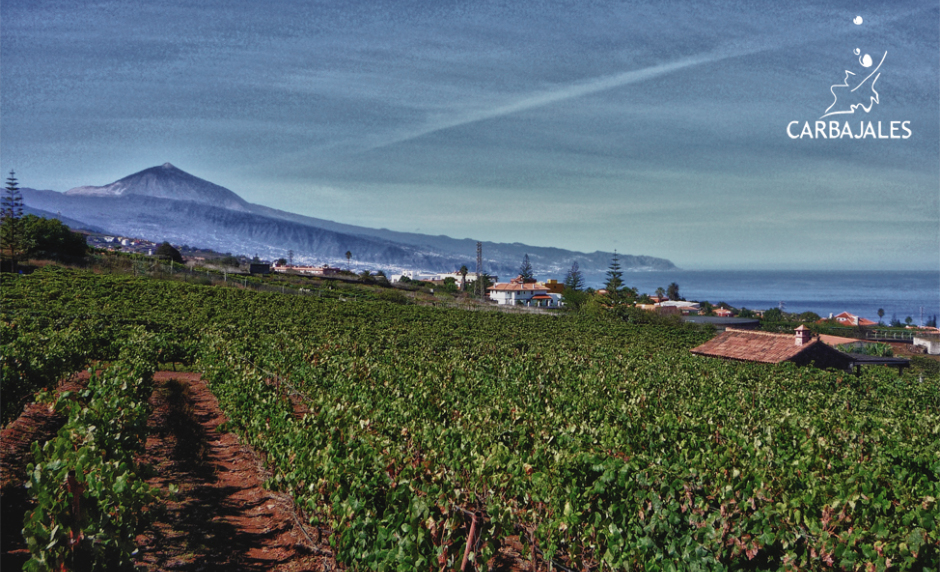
[
  {"x1": 605, "y1": 251, "x2": 624, "y2": 295},
  {"x1": 564, "y1": 261, "x2": 583, "y2": 291},
  {"x1": 1, "y1": 170, "x2": 24, "y2": 267},
  {"x1": 518, "y1": 253, "x2": 534, "y2": 282}
]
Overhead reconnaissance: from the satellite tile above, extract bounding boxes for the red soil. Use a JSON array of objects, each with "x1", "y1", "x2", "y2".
[{"x1": 1, "y1": 371, "x2": 337, "y2": 571}]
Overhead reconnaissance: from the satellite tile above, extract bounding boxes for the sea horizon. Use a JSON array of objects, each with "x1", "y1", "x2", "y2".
[{"x1": 578, "y1": 269, "x2": 939, "y2": 325}]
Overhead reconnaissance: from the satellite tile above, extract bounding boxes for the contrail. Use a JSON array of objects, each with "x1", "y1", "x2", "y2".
[{"x1": 358, "y1": 46, "x2": 761, "y2": 153}]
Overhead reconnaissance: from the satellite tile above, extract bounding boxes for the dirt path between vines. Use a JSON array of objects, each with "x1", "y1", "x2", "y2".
[{"x1": 1, "y1": 371, "x2": 337, "y2": 571}]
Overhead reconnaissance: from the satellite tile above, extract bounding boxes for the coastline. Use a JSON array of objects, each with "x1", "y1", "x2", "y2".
[{"x1": 579, "y1": 269, "x2": 939, "y2": 324}]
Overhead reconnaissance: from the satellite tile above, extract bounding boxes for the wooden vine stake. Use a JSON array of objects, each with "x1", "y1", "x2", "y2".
[
  {"x1": 460, "y1": 511, "x2": 481, "y2": 572},
  {"x1": 65, "y1": 470, "x2": 85, "y2": 550}
]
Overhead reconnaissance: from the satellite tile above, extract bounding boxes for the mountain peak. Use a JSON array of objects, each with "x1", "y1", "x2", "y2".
[{"x1": 64, "y1": 164, "x2": 249, "y2": 211}]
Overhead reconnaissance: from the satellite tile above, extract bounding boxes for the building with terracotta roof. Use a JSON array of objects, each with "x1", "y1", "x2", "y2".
[
  {"x1": 488, "y1": 281, "x2": 561, "y2": 307},
  {"x1": 822, "y1": 312, "x2": 877, "y2": 327},
  {"x1": 690, "y1": 326, "x2": 855, "y2": 371}
]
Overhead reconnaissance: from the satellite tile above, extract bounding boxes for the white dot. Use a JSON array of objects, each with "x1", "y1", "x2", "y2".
[{"x1": 853, "y1": 16, "x2": 863, "y2": 25}]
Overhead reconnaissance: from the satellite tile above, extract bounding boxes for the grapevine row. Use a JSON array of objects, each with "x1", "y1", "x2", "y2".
[{"x1": 22, "y1": 332, "x2": 161, "y2": 572}]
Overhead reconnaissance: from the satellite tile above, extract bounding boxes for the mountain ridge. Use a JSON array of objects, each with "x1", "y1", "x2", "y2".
[{"x1": 21, "y1": 164, "x2": 677, "y2": 279}]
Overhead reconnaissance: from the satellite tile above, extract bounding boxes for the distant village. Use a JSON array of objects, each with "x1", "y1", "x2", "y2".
[{"x1": 83, "y1": 232, "x2": 940, "y2": 358}]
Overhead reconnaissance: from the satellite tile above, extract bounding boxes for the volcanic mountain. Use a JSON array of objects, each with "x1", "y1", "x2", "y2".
[
  {"x1": 21, "y1": 164, "x2": 676, "y2": 279},
  {"x1": 65, "y1": 163, "x2": 250, "y2": 212}
]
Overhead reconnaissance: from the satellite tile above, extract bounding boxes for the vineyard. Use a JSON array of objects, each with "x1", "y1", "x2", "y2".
[{"x1": 2, "y1": 266, "x2": 938, "y2": 571}]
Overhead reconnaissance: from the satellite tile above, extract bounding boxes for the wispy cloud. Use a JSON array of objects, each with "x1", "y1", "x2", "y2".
[{"x1": 355, "y1": 45, "x2": 770, "y2": 154}]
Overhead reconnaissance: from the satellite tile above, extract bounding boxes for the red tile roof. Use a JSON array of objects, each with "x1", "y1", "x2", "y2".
[
  {"x1": 691, "y1": 329, "x2": 865, "y2": 372},
  {"x1": 691, "y1": 329, "x2": 811, "y2": 364},
  {"x1": 818, "y1": 334, "x2": 864, "y2": 346},
  {"x1": 822, "y1": 312, "x2": 878, "y2": 327}
]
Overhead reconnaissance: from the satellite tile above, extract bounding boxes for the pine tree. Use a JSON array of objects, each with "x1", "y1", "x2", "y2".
[
  {"x1": 518, "y1": 253, "x2": 534, "y2": 282},
  {"x1": 605, "y1": 251, "x2": 624, "y2": 295},
  {"x1": 563, "y1": 261, "x2": 583, "y2": 291},
  {"x1": 1, "y1": 170, "x2": 25, "y2": 268}
]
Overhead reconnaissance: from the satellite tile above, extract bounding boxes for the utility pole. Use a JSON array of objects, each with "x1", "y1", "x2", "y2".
[{"x1": 475, "y1": 242, "x2": 483, "y2": 298}]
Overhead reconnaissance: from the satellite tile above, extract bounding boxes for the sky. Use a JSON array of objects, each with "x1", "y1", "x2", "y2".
[{"x1": 2, "y1": 0, "x2": 938, "y2": 270}]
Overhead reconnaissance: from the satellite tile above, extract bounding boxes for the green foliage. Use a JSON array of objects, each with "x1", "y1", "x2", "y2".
[
  {"x1": 155, "y1": 242, "x2": 183, "y2": 264},
  {"x1": 836, "y1": 342, "x2": 894, "y2": 357},
  {"x1": 376, "y1": 289, "x2": 409, "y2": 305},
  {"x1": 22, "y1": 334, "x2": 160, "y2": 571},
  {"x1": 910, "y1": 356, "x2": 940, "y2": 377},
  {"x1": 441, "y1": 276, "x2": 459, "y2": 293},
  {"x1": 195, "y1": 305, "x2": 939, "y2": 570},
  {"x1": 762, "y1": 307, "x2": 784, "y2": 322},
  {"x1": 561, "y1": 287, "x2": 588, "y2": 310},
  {"x1": 6, "y1": 266, "x2": 940, "y2": 571},
  {"x1": 666, "y1": 281, "x2": 680, "y2": 301},
  {"x1": 0, "y1": 321, "x2": 98, "y2": 424},
  {"x1": 16, "y1": 215, "x2": 88, "y2": 260},
  {"x1": 738, "y1": 307, "x2": 757, "y2": 318}
]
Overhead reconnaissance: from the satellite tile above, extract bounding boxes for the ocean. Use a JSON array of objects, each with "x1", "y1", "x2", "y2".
[{"x1": 581, "y1": 270, "x2": 939, "y2": 325}]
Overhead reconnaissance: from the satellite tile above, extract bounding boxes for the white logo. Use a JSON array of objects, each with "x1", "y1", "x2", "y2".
[
  {"x1": 820, "y1": 47, "x2": 885, "y2": 119},
  {"x1": 787, "y1": 16, "x2": 911, "y2": 140}
]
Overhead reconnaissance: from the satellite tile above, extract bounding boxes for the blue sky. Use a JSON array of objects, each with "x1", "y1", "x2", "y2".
[{"x1": 2, "y1": 0, "x2": 938, "y2": 270}]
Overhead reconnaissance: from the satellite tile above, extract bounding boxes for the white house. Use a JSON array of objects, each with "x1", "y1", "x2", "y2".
[
  {"x1": 656, "y1": 300, "x2": 700, "y2": 314},
  {"x1": 488, "y1": 281, "x2": 561, "y2": 307},
  {"x1": 392, "y1": 271, "x2": 440, "y2": 283},
  {"x1": 913, "y1": 333, "x2": 940, "y2": 355}
]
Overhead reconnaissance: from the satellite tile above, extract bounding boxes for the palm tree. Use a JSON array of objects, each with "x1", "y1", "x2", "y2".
[
  {"x1": 345, "y1": 250, "x2": 351, "y2": 270},
  {"x1": 459, "y1": 265, "x2": 469, "y2": 291}
]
